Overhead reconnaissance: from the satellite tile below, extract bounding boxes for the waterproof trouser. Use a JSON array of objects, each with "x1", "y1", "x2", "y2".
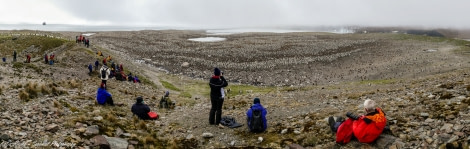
[{"x1": 209, "y1": 96, "x2": 224, "y2": 125}]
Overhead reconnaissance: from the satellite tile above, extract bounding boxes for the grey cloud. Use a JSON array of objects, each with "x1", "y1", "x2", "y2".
[{"x1": 50, "y1": 0, "x2": 470, "y2": 28}]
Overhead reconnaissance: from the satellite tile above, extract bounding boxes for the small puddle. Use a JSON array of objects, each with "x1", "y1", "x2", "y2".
[
  {"x1": 82, "y1": 33, "x2": 96, "y2": 36},
  {"x1": 188, "y1": 37, "x2": 226, "y2": 42}
]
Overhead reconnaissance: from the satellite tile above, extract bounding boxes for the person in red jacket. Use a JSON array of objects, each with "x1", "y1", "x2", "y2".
[
  {"x1": 329, "y1": 99, "x2": 387, "y2": 144},
  {"x1": 26, "y1": 54, "x2": 31, "y2": 63}
]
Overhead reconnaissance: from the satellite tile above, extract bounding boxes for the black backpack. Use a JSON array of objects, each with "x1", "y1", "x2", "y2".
[
  {"x1": 101, "y1": 68, "x2": 107, "y2": 79},
  {"x1": 250, "y1": 108, "x2": 264, "y2": 132}
]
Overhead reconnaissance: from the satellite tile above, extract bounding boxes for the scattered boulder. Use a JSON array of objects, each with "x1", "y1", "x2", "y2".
[
  {"x1": 420, "y1": 113, "x2": 429, "y2": 118},
  {"x1": 104, "y1": 137, "x2": 128, "y2": 149},
  {"x1": 202, "y1": 132, "x2": 214, "y2": 138},
  {"x1": 93, "y1": 116, "x2": 103, "y2": 121},
  {"x1": 288, "y1": 143, "x2": 305, "y2": 149},
  {"x1": 186, "y1": 134, "x2": 194, "y2": 140},
  {"x1": 281, "y1": 129, "x2": 288, "y2": 134},
  {"x1": 91, "y1": 135, "x2": 110, "y2": 149},
  {"x1": 181, "y1": 62, "x2": 190, "y2": 67},
  {"x1": 0, "y1": 134, "x2": 10, "y2": 141},
  {"x1": 45, "y1": 124, "x2": 59, "y2": 133},
  {"x1": 85, "y1": 125, "x2": 100, "y2": 136},
  {"x1": 375, "y1": 135, "x2": 397, "y2": 149},
  {"x1": 115, "y1": 127, "x2": 123, "y2": 137}
]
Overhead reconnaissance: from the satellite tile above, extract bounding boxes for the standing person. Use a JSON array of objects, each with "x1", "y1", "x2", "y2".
[
  {"x1": 246, "y1": 98, "x2": 268, "y2": 133},
  {"x1": 96, "y1": 83, "x2": 114, "y2": 106},
  {"x1": 208, "y1": 68, "x2": 228, "y2": 125},
  {"x1": 102, "y1": 57, "x2": 107, "y2": 66},
  {"x1": 13, "y1": 50, "x2": 17, "y2": 62},
  {"x1": 94, "y1": 60, "x2": 99, "y2": 71},
  {"x1": 88, "y1": 64, "x2": 93, "y2": 75},
  {"x1": 26, "y1": 54, "x2": 31, "y2": 63},
  {"x1": 44, "y1": 53, "x2": 49, "y2": 64},
  {"x1": 329, "y1": 99, "x2": 387, "y2": 144},
  {"x1": 100, "y1": 64, "x2": 110, "y2": 89},
  {"x1": 49, "y1": 54, "x2": 54, "y2": 65},
  {"x1": 85, "y1": 39, "x2": 90, "y2": 48}
]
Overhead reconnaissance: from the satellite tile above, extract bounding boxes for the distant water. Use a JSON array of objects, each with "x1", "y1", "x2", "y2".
[{"x1": 0, "y1": 24, "x2": 355, "y2": 34}]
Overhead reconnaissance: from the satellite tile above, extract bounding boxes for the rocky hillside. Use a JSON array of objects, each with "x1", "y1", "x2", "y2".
[{"x1": 0, "y1": 31, "x2": 469, "y2": 149}]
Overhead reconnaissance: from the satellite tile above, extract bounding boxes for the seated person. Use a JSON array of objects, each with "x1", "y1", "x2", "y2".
[
  {"x1": 127, "y1": 73, "x2": 134, "y2": 82},
  {"x1": 96, "y1": 83, "x2": 114, "y2": 106},
  {"x1": 133, "y1": 75, "x2": 141, "y2": 83},
  {"x1": 246, "y1": 98, "x2": 267, "y2": 133},
  {"x1": 329, "y1": 99, "x2": 387, "y2": 144},
  {"x1": 131, "y1": 96, "x2": 157, "y2": 120}
]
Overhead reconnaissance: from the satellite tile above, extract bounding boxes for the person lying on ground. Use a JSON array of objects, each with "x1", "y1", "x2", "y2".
[{"x1": 329, "y1": 99, "x2": 387, "y2": 144}]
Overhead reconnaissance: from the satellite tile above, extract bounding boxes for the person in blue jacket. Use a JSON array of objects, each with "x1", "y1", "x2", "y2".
[
  {"x1": 88, "y1": 64, "x2": 93, "y2": 75},
  {"x1": 94, "y1": 60, "x2": 99, "y2": 71},
  {"x1": 246, "y1": 97, "x2": 267, "y2": 133},
  {"x1": 96, "y1": 83, "x2": 114, "y2": 106}
]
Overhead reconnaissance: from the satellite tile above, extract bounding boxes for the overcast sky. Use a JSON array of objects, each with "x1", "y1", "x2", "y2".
[{"x1": 0, "y1": 0, "x2": 469, "y2": 29}]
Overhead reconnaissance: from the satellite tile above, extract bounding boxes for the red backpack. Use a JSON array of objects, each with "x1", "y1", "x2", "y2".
[
  {"x1": 336, "y1": 119, "x2": 354, "y2": 144},
  {"x1": 148, "y1": 111, "x2": 159, "y2": 119}
]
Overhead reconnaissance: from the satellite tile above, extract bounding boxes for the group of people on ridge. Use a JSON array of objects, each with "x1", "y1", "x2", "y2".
[
  {"x1": 76, "y1": 34, "x2": 90, "y2": 48},
  {"x1": 94, "y1": 51, "x2": 166, "y2": 121}
]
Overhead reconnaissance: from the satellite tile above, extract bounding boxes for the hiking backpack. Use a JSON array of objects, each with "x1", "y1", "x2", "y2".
[
  {"x1": 101, "y1": 68, "x2": 107, "y2": 79},
  {"x1": 250, "y1": 109, "x2": 264, "y2": 132}
]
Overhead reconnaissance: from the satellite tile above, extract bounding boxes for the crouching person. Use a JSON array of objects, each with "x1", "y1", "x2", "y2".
[
  {"x1": 246, "y1": 98, "x2": 267, "y2": 133},
  {"x1": 132, "y1": 96, "x2": 158, "y2": 120},
  {"x1": 159, "y1": 91, "x2": 175, "y2": 109},
  {"x1": 96, "y1": 83, "x2": 114, "y2": 106},
  {"x1": 329, "y1": 99, "x2": 387, "y2": 144}
]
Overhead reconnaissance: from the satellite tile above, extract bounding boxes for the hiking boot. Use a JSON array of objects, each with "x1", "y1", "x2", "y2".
[
  {"x1": 336, "y1": 116, "x2": 344, "y2": 123},
  {"x1": 328, "y1": 116, "x2": 336, "y2": 133}
]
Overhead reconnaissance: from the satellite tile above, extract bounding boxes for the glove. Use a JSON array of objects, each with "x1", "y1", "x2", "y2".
[{"x1": 346, "y1": 112, "x2": 359, "y2": 120}]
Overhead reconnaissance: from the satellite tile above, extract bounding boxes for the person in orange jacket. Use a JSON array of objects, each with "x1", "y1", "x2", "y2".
[{"x1": 329, "y1": 99, "x2": 387, "y2": 144}]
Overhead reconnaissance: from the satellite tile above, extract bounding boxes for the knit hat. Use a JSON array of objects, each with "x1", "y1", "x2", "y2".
[
  {"x1": 253, "y1": 97, "x2": 260, "y2": 104},
  {"x1": 100, "y1": 83, "x2": 105, "y2": 88},
  {"x1": 136, "y1": 96, "x2": 143, "y2": 103},
  {"x1": 214, "y1": 68, "x2": 221, "y2": 76}
]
